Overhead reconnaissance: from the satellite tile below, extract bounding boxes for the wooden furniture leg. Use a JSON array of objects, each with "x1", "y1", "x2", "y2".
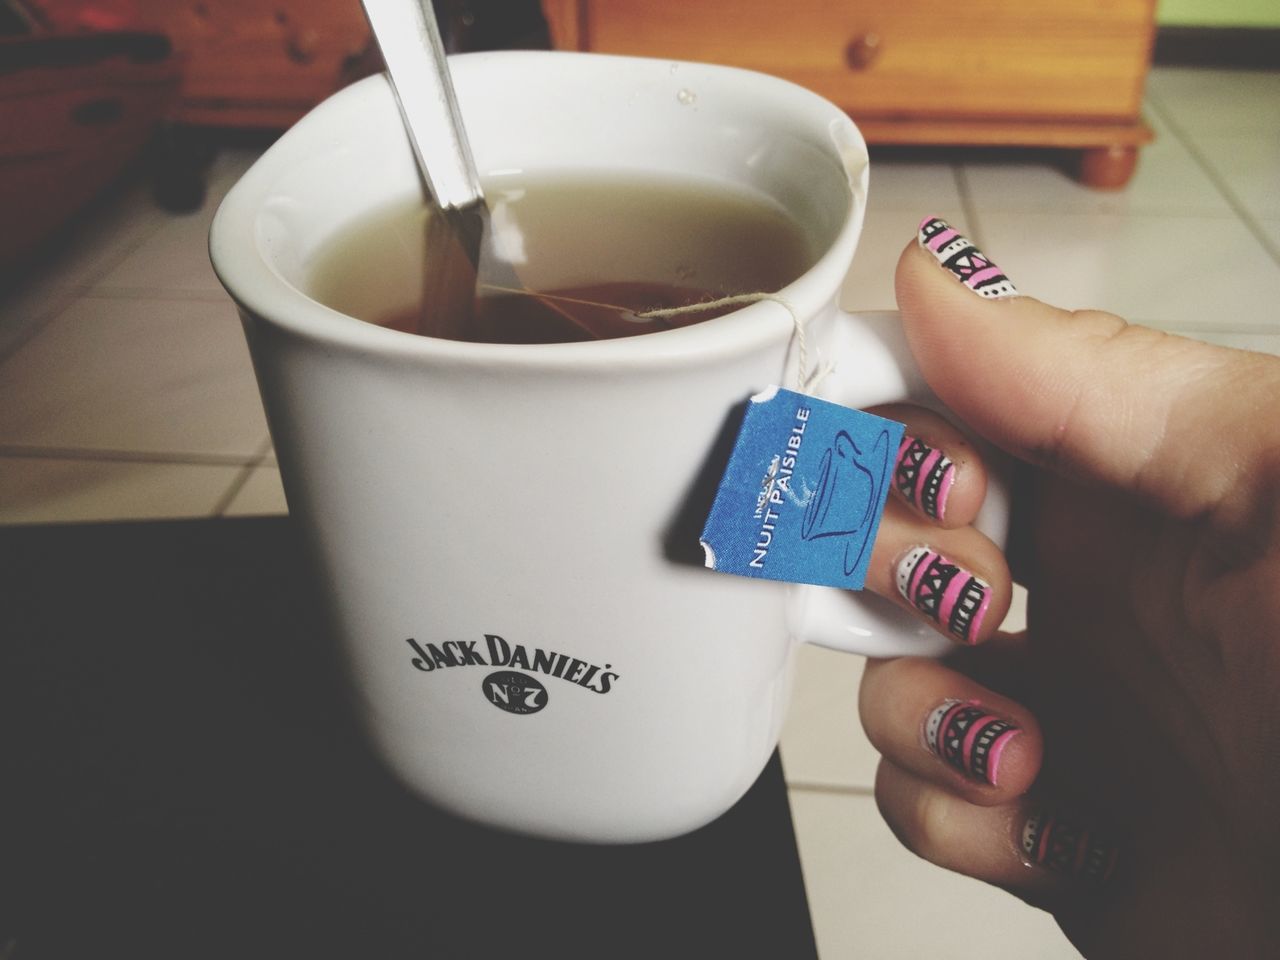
[
  {"x1": 1078, "y1": 144, "x2": 1140, "y2": 190},
  {"x1": 151, "y1": 121, "x2": 217, "y2": 213}
]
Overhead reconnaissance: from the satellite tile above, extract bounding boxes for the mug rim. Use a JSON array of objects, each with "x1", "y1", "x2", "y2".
[{"x1": 209, "y1": 50, "x2": 868, "y2": 371}]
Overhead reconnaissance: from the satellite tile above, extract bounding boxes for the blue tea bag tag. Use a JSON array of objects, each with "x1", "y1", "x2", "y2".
[{"x1": 700, "y1": 386, "x2": 904, "y2": 590}]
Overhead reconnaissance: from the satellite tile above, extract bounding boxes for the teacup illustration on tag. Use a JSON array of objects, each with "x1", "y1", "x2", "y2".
[{"x1": 801, "y1": 428, "x2": 891, "y2": 577}]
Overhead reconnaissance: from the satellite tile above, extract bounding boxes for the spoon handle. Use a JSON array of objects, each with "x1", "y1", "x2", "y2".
[{"x1": 360, "y1": 0, "x2": 484, "y2": 211}]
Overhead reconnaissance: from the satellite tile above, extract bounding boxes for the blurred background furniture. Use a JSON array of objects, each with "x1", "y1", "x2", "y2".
[
  {"x1": 6, "y1": 0, "x2": 375, "y2": 219},
  {"x1": 0, "y1": 21, "x2": 180, "y2": 268},
  {"x1": 540, "y1": 0, "x2": 1159, "y2": 188},
  {"x1": 0, "y1": 0, "x2": 1167, "y2": 273},
  {"x1": 23, "y1": 0, "x2": 374, "y2": 128}
]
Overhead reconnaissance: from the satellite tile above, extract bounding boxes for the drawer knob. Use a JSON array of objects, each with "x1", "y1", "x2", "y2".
[
  {"x1": 287, "y1": 27, "x2": 320, "y2": 64},
  {"x1": 845, "y1": 33, "x2": 883, "y2": 70},
  {"x1": 72, "y1": 97, "x2": 124, "y2": 126}
]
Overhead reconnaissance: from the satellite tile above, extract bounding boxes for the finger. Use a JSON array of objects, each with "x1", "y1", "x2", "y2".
[
  {"x1": 897, "y1": 217, "x2": 1280, "y2": 519},
  {"x1": 860, "y1": 655, "x2": 1040, "y2": 799},
  {"x1": 875, "y1": 760, "x2": 1122, "y2": 904},
  {"x1": 865, "y1": 498, "x2": 1011, "y2": 645},
  {"x1": 866, "y1": 402, "x2": 988, "y2": 528}
]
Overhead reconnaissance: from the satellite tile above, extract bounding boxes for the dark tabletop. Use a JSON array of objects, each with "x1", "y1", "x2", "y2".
[{"x1": 0, "y1": 517, "x2": 817, "y2": 960}]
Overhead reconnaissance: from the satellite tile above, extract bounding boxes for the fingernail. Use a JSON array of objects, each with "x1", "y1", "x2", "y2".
[
  {"x1": 895, "y1": 434, "x2": 956, "y2": 521},
  {"x1": 1020, "y1": 808, "x2": 1120, "y2": 885},
  {"x1": 918, "y1": 216, "x2": 1019, "y2": 300},
  {"x1": 924, "y1": 700, "x2": 1020, "y2": 786},
  {"x1": 895, "y1": 546, "x2": 991, "y2": 644}
]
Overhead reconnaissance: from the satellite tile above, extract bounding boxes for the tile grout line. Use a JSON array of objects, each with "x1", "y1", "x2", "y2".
[
  {"x1": 87, "y1": 287, "x2": 233, "y2": 304},
  {"x1": 210, "y1": 462, "x2": 261, "y2": 517},
  {"x1": 211, "y1": 442, "x2": 275, "y2": 517},
  {"x1": 0, "y1": 288, "x2": 80, "y2": 368},
  {"x1": 0, "y1": 207, "x2": 173, "y2": 366},
  {"x1": 1165, "y1": 320, "x2": 1280, "y2": 336},
  {"x1": 951, "y1": 163, "x2": 985, "y2": 250},
  {"x1": 0, "y1": 445, "x2": 261, "y2": 467},
  {"x1": 786, "y1": 782, "x2": 877, "y2": 798},
  {"x1": 1144, "y1": 94, "x2": 1280, "y2": 267}
]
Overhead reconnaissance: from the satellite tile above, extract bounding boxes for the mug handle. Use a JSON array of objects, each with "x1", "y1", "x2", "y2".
[{"x1": 792, "y1": 308, "x2": 1011, "y2": 658}]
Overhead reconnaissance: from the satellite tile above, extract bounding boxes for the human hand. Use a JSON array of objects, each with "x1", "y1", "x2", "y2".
[{"x1": 857, "y1": 218, "x2": 1280, "y2": 958}]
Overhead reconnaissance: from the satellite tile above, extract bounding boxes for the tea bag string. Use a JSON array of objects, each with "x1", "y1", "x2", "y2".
[
  {"x1": 638, "y1": 294, "x2": 836, "y2": 393},
  {"x1": 478, "y1": 284, "x2": 832, "y2": 392}
]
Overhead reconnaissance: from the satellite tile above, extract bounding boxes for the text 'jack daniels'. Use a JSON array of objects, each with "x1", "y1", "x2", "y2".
[{"x1": 405, "y1": 633, "x2": 620, "y2": 694}]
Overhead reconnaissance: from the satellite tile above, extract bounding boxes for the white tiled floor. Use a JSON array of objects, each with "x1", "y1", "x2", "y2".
[{"x1": 3, "y1": 66, "x2": 1278, "y2": 958}]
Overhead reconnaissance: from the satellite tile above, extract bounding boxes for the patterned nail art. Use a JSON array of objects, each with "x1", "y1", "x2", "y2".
[
  {"x1": 924, "y1": 700, "x2": 1020, "y2": 786},
  {"x1": 895, "y1": 546, "x2": 991, "y2": 644},
  {"x1": 918, "y1": 216, "x2": 1019, "y2": 299},
  {"x1": 895, "y1": 434, "x2": 955, "y2": 521},
  {"x1": 1021, "y1": 809, "x2": 1120, "y2": 885}
]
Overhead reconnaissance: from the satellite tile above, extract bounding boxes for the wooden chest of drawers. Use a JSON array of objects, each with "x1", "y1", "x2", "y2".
[
  {"x1": 542, "y1": 0, "x2": 1157, "y2": 187},
  {"x1": 129, "y1": 0, "x2": 373, "y2": 128}
]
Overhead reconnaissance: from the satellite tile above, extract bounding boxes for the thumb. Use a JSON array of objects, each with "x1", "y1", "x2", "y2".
[{"x1": 896, "y1": 217, "x2": 1280, "y2": 520}]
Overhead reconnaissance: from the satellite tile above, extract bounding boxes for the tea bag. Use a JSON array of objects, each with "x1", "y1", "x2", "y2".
[
  {"x1": 419, "y1": 202, "x2": 485, "y2": 341},
  {"x1": 361, "y1": 0, "x2": 505, "y2": 339},
  {"x1": 471, "y1": 281, "x2": 742, "y2": 343}
]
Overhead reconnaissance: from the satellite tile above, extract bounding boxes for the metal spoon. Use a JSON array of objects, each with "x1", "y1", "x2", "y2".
[{"x1": 360, "y1": 0, "x2": 491, "y2": 339}]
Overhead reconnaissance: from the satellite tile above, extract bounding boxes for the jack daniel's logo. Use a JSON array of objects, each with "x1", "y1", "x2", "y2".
[
  {"x1": 405, "y1": 634, "x2": 619, "y2": 714},
  {"x1": 483, "y1": 671, "x2": 547, "y2": 715}
]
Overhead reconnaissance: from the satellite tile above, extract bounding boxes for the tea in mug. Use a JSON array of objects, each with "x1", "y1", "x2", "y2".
[{"x1": 306, "y1": 172, "x2": 817, "y2": 344}]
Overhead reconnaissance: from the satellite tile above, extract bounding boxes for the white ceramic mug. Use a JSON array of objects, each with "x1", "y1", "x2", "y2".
[{"x1": 211, "y1": 51, "x2": 1007, "y2": 843}]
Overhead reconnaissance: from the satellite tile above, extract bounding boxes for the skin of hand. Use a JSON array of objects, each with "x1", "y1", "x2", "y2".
[{"x1": 860, "y1": 222, "x2": 1280, "y2": 958}]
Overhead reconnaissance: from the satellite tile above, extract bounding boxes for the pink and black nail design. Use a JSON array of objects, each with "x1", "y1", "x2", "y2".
[
  {"x1": 918, "y1": 217, "x2": 1018, "y2": 300},
  {"x1": 895, "y1": 546, "x2": 991, "y2": 643},
  {"x1": 1021, "y1": 809, "x2": 1120, "y2": 885},
  {"x1": 895, "y1": 435, "x2": 955, "y2": 521},
  {"x1": 924, "y1": 700, "x2": 1020, "y2": 785}
]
